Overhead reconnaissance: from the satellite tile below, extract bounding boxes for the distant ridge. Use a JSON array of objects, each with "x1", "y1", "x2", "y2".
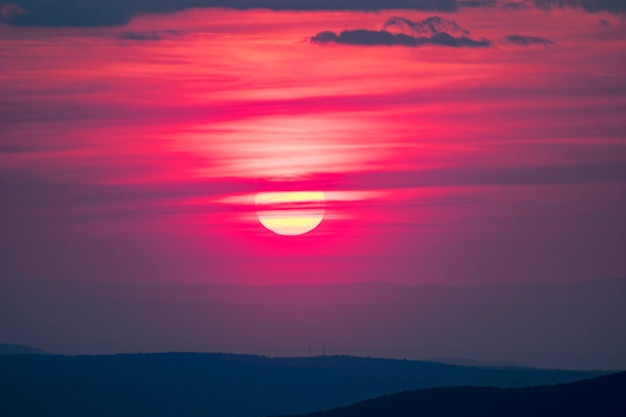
[
  {"x1": 279, "y1": 371, "x2": 626, "y2": 417},
  {"x1": 0, "y1": 353, "x2": 609, "y2": 417},
  {"x1": 429, "y1": 357, "x2": 527, "y2": 368},
  {"x1": 0, "y1": 344, "x2": 47, "y2": 355}
]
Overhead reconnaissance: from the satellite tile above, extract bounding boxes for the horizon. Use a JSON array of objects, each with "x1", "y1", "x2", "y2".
[
  {"x1": 0, "y1": 347, "x2": 616, "y2": 372},
  {"x1": 3, "y1": 278, "x2": 625, "y2": 369}
]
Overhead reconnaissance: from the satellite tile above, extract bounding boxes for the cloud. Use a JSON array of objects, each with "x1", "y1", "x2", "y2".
[
  {"x1": 312, "y1": 30, "x2": 417, "y2": 47},
  {"x1": 315, "y1": 163, "x2": 626, "y2": 191},
  {"x1": 1, "y1": 3, "x2": 25, "y2": 20},
  {"x1": 504, "y1": 34, "x2": 557, "y2": 46},
  {"x1": 116, "y1": 30, "x2": 185, "y2": 41},
  {"x1": 4, "y1": 0, "x2": 459, "y2": 27},
  {"x1": 383, "y1": 16, "x2": 470, "y2": 37},
  {"x1": 3, "y1": 162, "x2": 624, "y2": 224},
  {"x1": 311, "y1": 30, "x2": 491, "y2": 48},
  {"x1": 4, "y1": 0, "x2": 625, "y2": 27},
  {"x1": 5, "y1": 1, "x2": 132, "y2": 26},
  {"x1": 311, "y1": 16, "x2": 491, "y2": 48},
  {"x1": 502, "y1": 1, "x2": 531, "y2": 10},
  {"x1": 497, "y1": 0, "x2": 626, "y2": 13},
  {"x1": 533, "y1": 0, "x2": 626, "y2": 12},
  {"x1": 458, "y1": 0, "x2": 498, "y2": 6},
  {"x1": 118, "y1": 31, "x2": 162, "y2": 41},
  {"x1": 581, "y1": 0, "x2": 626, "y2": 13},
  {"x1": 533, "y1": 0, "x2": 578, "y2": 10}
]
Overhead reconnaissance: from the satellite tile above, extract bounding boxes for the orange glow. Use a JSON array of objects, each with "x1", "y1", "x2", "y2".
[{"x1": 255, "y1": 191, "x2": 325, "y2": 236}]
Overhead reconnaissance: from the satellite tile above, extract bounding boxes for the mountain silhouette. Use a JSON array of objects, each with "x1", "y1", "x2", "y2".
[
  {"x1": 428, "y1": 356, "x2": 526, "y2": 368},
  {"x1": 0, "y1": 353, "x2": 608, "y2": 417},
  {"x1": 278, "y1": 371, "x2": 626, "y2": 417}
]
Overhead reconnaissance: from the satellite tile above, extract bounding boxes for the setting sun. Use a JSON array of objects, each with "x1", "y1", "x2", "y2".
[
  {"x1": 255, "y1": 191, "x2": 326, "y2": 236},
  {"x1": 2, "y1": 3, "x2": 625, "y2": 414}
]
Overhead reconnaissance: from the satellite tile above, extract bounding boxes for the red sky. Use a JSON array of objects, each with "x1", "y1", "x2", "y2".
[
  {"x1": 1, "y1": 1, "x2": 626, "y2": 366},
  {"x1": 1, "y1": 4, "x2": 625, "y2": 287}
]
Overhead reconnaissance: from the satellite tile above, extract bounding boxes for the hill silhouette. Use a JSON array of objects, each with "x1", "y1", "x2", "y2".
[
  {"x1": 428, "y1": 356, "x2": 526, "y2": 368},
  {"x1": 0, "y1": 353, "x2": 608, "y2": 417},
  {"x1": 279, "y1": 371, "x2": 626, "y2": 417},
  {"x1": 0, "y1": 344, "x2": 47, "y2": 355}
]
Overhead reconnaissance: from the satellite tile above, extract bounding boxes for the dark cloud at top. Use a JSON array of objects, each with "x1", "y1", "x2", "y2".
[
  {"x1": 581, "y1": 0, "x2": 626, "y2": 13},
  {"x1": 312, "y1": 16, "x2": 490, "y2": 48},
  {"x1": 4, "y1": 1, "x2": 133, "y2": 26},
  {"x1": 458, "y1": 0, "x2": 497, "y2": 6},
  {"x1": 534, "y1": 0, "x2": 626, "y2": 12},
  {"x1": 505, "y1": 34, "x2": 557, "y2": 46},
  {"x1": 500, "y1": 0, "x2": 626, "y2": 12},
  {"x1": 3, "y1": 0, "x2": 625, "y2": 27},
  {"x1": 4, "y1": 0, "x2": 459, "y2": 27},
  {"x1": 1, "y1": 3, "x2": 25, "y2": 19},
  {"x1": 533, "y1": 0, "x2": 578, "y2": 10},
  {"x1": 501, "y1": 1, "x2": 531, "y2": 10}
]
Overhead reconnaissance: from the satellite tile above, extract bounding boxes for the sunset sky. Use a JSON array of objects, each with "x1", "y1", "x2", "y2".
[{"x1": 1, "y1": 1, "x2": 625, "y2": 365}]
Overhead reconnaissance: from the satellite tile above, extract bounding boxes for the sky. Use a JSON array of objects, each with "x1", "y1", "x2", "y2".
[{"x1": 1, "y1": 1, "x2": 625, "y2": 365}]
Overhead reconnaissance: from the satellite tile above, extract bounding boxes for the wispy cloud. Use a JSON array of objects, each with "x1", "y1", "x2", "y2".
[
  {"x1": 504, "y1": 34, "x2": 557, "y2": 46},
  {"x1": 117, "y1": 30, "x2": 185, "y2": 41},
  {"x1": 1, "y1": 3, "x2": 25, "y2": 20},
  {"x1": 118, "y1": 31, "x2": 162, "y2": 41}
]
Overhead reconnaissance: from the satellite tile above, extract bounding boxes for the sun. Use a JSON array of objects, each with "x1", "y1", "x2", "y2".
[{"x1": 255, "y1": 191, "x2": 326, "y2": 236}]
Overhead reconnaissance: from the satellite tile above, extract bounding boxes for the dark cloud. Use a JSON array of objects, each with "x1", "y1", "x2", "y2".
[
  {"x1": 118, "y1": 31, "x2": 162, "y2": 41},
  {"x1": 312, "y1": 16, "x2": 490, "y2": 48},
  {"x1": 1, "y1": 3, "x2": 25, "y2": 20},
  {"x1": 502, "y1": 1, "x2": 531, "y2": 10},
  {"x1": 505, "y1": 34, "x2": 557, "y2": 46},
  {"x1": 458, "y1": 0, "x2": 497, "y2": 6},
  {"x1": 311, "y1": 30, "x2": 419, "y2": 47},
  {"x1": 5, "y1": 1, "x2": 133, "y2": 26},
  {"x1": 117, "y1": 30, "x2": 185, "y2": 41},
  {"x1": 3, "y1": 0, "x2": 625, "y2": 27},
  {"x1": 534, "y1": 0, "x2": 626, "y2": 12},
  {"x1": 4, "y1": 0, "x2": 459, "y2": 27},
  {"x1": 533, "y1": 0, "x2": 578, "y2": 10},
  {"x1": 312, "y1": 30, "x2": 491, "y2": 48},
  {"x1": 500, "y1": 0, "x2": 621, "y2": 13},
  {"x1": 581, "y1": 0, "x2": 626, "y2": 13},
  {"x1": 383, "y1": 16, "x2": 470, "y2": 37}
]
